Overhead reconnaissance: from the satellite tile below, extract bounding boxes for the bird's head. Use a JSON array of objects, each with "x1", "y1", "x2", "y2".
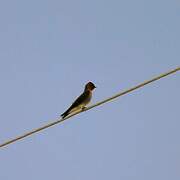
[{"x1": 85, "y1": 82, "x2": 96, "y2": 91}]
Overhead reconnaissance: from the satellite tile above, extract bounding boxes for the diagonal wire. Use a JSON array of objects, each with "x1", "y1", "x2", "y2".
[{"x1": 0, "y1": 67, "x2": 179, "y2": 148}]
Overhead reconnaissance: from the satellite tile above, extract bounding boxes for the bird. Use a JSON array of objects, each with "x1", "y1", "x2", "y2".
[{"x1": 61, "y1": 82, "x2": 96, "y2": 118}]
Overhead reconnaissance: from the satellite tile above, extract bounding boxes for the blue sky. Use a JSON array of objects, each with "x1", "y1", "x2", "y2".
[{"x1": 0, "y1": 0, "x2": 179, "y2": 180}]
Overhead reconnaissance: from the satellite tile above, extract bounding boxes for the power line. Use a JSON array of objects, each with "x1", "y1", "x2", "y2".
[{"x1": 0, "y1": 67, "x2": 179, "y2": 148}]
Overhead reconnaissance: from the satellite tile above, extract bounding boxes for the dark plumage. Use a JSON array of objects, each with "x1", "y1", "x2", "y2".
[{"x1": 61, "y1": 82, "x2": 96, "y2": 118}]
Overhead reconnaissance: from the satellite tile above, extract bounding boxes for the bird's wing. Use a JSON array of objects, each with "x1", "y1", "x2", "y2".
[
  {"x1": 61, "y1": 91, "x2": 90, "y2": 117},
  {"x1": 68, "y1": 91, "x2": 90, "y2": 110}
]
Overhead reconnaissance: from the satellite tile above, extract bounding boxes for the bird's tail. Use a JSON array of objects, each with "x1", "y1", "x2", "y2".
[{"x1": 61, "y1": 110, "x2": 69, "y2": 119}]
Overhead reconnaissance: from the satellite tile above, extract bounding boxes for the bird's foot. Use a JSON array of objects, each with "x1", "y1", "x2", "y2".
[{"x1": 82, "y1": 107, "x2": 86, "y2": 111}]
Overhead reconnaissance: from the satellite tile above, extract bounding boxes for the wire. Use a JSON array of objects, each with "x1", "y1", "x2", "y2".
[{"x1": 0, "y1": 67, "x2": 179, "y2": 148}]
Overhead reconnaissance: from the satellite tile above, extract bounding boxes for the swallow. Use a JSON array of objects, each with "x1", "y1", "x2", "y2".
[{"x1": 61, "y1": 82, "x2": 96, "y2": 118}]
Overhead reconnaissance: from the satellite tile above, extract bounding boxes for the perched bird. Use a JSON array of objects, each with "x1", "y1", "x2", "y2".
[{"x1": 61, "y1": 82, "x2": 96, "y2": 118}]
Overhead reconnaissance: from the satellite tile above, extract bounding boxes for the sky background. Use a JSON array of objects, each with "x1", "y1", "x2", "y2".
[{"x1": 0, "y1": 0, "x2": 180, "y2": 180}]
